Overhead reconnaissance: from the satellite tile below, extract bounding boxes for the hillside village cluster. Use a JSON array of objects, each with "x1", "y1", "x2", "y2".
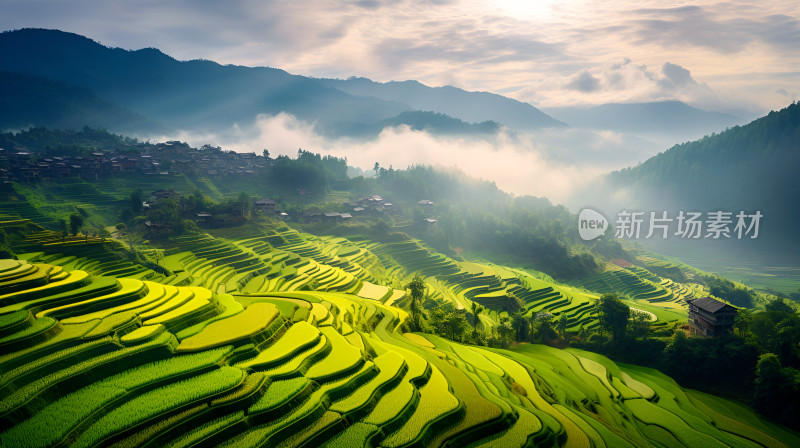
[
  {"x1": 0, "y1": 140, "x2": 265, "y2": 183},
  {"x1": 0, "y1": 139, "x2": 440, "y2": 228}
]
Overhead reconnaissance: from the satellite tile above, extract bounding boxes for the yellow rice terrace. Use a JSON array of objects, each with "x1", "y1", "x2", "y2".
[{"x1": 1, "y1": 255, "x2": 798, "y2": 448}]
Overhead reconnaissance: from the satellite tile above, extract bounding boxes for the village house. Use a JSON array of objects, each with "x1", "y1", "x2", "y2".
[
  {"x1": 301, "y1": 207, "x2": 323, "y2": 223},
  {"x1": 687, "y1": 297, "x2": 738, "y2": 337},
  {"x1": 151, "y1": 189, "x2": 179, "y2": 202},
  {"x1": 195, "y1": 212, "x2": 212, "y2": 224},
  {"x1": 0, "y1": 139, "x2": 272, "y2": 184},
  {"x1": 255, "y1": 198, "x2": 277, "y2": 214},
  {"x1": 323, "y1": 212, "x2": 343, "y2": 223}
]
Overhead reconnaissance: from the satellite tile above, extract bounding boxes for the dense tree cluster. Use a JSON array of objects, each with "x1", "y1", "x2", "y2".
[
  {"x1": 271, "y1": 150, "x2": 348, "y2": 194},
  {"x1": 702, "y1": 274, "x2": 758, "y2": 308},
  {"x1": 609, "y1": 102, "x2": 800, "y2": 255},
  {"x1": 0, "y1": 126, "x2": 138, "y2": 155},
  {"x1": 374, "y1": 166, "x2": 599, "y2": 279},
  {"x1": 574, "y1": 297, "x2": 800, "y2": 429}
]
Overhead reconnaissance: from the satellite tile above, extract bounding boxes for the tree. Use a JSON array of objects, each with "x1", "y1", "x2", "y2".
[
  {"x1": 191, "y1": 190, "x2": 206, "y2": 213},
  {"x1": 629, "y1": 310, "x2": 651, "y2": 340},
  {"x1": 749, "y1": 301, "x2": 800, "y2": 365},
  {"x1": 511, "y1": 312, "x2": 529, "y2": 342},
  {"x1": 471, "y1": 301, "x2": 484, "y2": 334},
  {"x1": 153, "y1": 250, "x2": 163, "y2": 267},
  {"x1": 373, "y1": 162, "x2": 380, "y2": 178},
  {"x1": 556, "y1": 314, "x2": 568, "y2": 337},
  {"x1": 598, "y1": 293, "x2": 630, "y2": 343},
  {"x1": 594, "y1": 300, "x2": 604, "y2": 343},
  {"x1": 69, "y1": 213, "x2": 84, "y2": 236},
  {"x1": 303, "y1": 278, "x2": 320, "y2": 291},
  {"x1": 56, "y1": 218, "x2": 67, "y2": 243},
  {"x1": 427, "y1": 304, "x2": 452, "y2": 336},
  {"x1": 754, "y1": 353, "x2": 787, "y2": 415},
  {"x1": 734, "y1": 308, "x2": 753, "y2": 338},
  {"x1": 442, "y1": 311, "x2": 470, "y2": 342},
  {"x1": 531, "y1": 312, "x2": 556, "y2": 342},
  {"x1": 129, "y1": 189, "x2": 143, "y2": 213},
  {"x1": 406, "y1": 275, "x2": 426, "y2": 331},
  {"x1": 0, "y1": 229, "x2": 14, "y2": 259},
  {"x1": 663, "y1": 331, "x2": 691, "y2": 381},
  {"x1": 262, "y1": 149, "x2": 270, "y2": 159},
  {"x1": 237, "y1": 192, "x2": 251, "y2": 217},
  {"x1": 765, "y1": 298, "x2": 794, "y2": 314},
  {"x1": 497, "y1": 315, "x2": 513, "y2": 342}
]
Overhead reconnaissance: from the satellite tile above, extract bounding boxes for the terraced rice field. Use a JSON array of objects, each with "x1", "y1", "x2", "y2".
[
  {"x1": 1, "y1": 257, "x2": 797, "y2": 447},
  {"x1": 9, "y1": 224, "x2": 702, "y2": 335},
  {"x1": 86, "y1": 229, "x2": 709, "y2": 333},
  {"x1": 572, "y1": 264, "x2": 702, "y2": 323}
]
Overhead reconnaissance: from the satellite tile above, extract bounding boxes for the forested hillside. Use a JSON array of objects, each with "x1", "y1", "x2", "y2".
[{"x1": 608, "y1": 102, "x2": 800, "y2": 259}]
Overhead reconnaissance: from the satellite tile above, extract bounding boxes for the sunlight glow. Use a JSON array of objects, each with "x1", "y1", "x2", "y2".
[{"x1": 490, "y1": 0, "x2": 560, "y2": 19}]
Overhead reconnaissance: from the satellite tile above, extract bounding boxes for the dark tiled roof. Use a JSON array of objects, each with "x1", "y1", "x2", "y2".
[{"x1": 690, "y1": 297, "x2": 737, "y2": 314}]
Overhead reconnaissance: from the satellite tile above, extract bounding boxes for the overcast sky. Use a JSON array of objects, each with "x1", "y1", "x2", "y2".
[{"x1": 2, "y1": 0, "x2": 798, "y2": 115}]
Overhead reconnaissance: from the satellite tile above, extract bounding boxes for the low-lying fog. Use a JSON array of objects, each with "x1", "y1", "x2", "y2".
[{"x1": 149, "y1": 112, "x2": 662, "y2": 208}]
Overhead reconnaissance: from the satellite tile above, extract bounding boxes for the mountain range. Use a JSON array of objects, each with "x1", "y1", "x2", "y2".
[
  {"x1": 318, "y1": 77, "x2": 565, "y2": 130},
  {"x1": 1, "y1": 28, "x2": 740, "y2": 142},
  {"x1": 0, "y1": 29, "x2": 560, "y2": 136},
  {"x1": 543, "y1": 101, "x2": 744, "y2": 143},
  {"x1": 0, "y1": 70, "x2": 160, "y2": 133}
]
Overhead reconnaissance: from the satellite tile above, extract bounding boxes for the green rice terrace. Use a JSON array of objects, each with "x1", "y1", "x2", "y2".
[
  {"x1": 0, "y1": 136, "x2": 797, "y2": 446},
  {"x1": 1, "y1": 226, "x2": 799, "y2": 447}
]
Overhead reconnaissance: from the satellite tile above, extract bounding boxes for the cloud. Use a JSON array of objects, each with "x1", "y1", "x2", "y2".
[
  {"x1": 1, "y1": 0, "x2": 798, "y2": 113},
  {"x1": 660, "y1": 62, "x2": 696, "y2": 88},
  {"x1": 531, "y1": 58, "x2": 741, "y2": 112},
  {"x1": 152, "y1": 112, "x2": 658, "y2": 205},
  {"x1": 370, "y1": 17, "x2": 568, "y2": 77},
  {"x1": 628, "y1": 4, "x2": 800, "y2": 54},
  {"x1": 566, "y1": 70, "x2": 601, "y2": 92}
]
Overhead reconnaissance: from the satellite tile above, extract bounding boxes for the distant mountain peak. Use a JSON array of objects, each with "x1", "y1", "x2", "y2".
[
  {"x1": 0, "y1": 28, "x2": 565, "y2": 136},
  {"x1": 319, "y1": 76, "x2": 566, "y2": 129},
  {"x1": 542, "y1": 100, "x2": 742, "y2": 138}
]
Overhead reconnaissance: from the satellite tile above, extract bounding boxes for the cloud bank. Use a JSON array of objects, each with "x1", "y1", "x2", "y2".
[
  {"x1": 549, "y1": 59, "x2": 724, "y2": 109},
  {"x1": 151, "y1": 113, "x2": 659, "y2": 205}
]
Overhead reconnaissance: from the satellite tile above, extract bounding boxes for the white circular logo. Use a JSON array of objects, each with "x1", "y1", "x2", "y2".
[{"x1": 578, "y1": 208, "x2": 608, "y2": 241}]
